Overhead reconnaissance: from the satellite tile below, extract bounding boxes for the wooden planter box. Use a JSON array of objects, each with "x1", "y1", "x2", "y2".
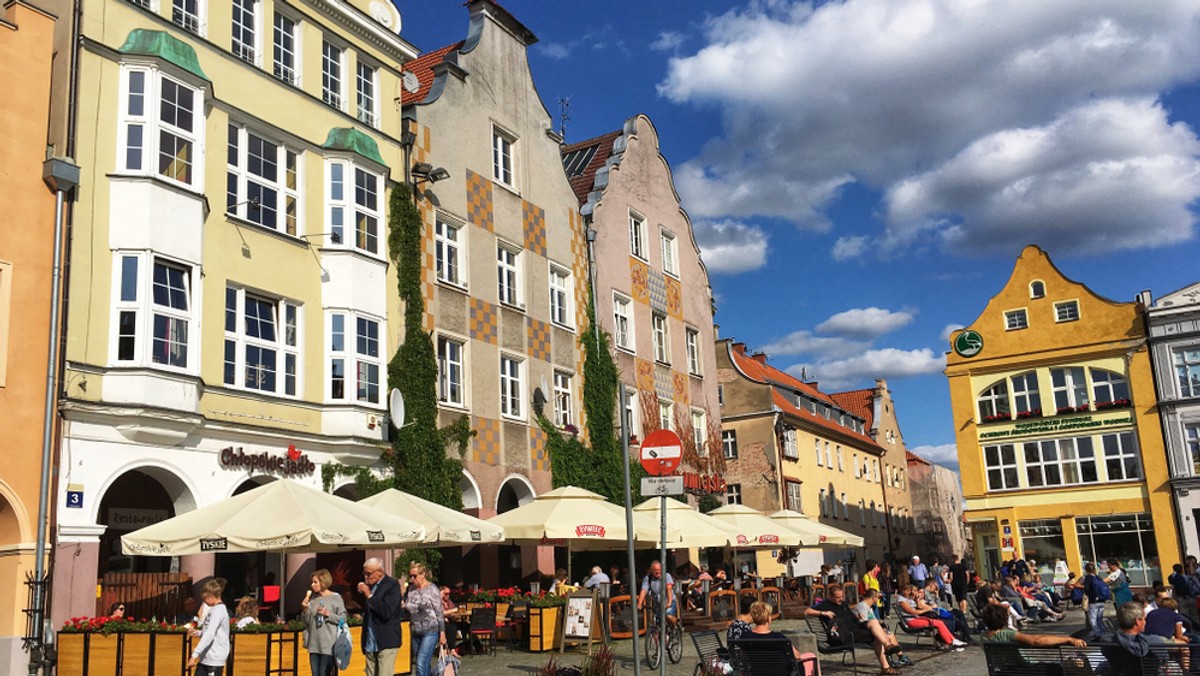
[
  {"x1": 527, "y1": 606, "x2": 562, "y2": 652},
  {"x1": 57, "y1": 632, "x2": 190, "y2": 676},
  {"x1": 55, "y1": 625, "x2": 412, "y2": 676}
]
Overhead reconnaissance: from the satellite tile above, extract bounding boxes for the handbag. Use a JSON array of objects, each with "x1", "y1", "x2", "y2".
[
  {"x1": 333, "y1": 619, "x2": 353, "y2": 671},
  {"x1": 435, "y1": 645, "x2": 460, "y2": 676}
]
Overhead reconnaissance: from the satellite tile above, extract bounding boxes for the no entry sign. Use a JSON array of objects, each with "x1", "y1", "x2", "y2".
[{"x1": 640, "y1": 429, "x2": 682, "y2": 476}]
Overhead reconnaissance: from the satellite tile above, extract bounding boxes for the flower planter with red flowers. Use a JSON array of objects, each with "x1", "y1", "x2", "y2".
[
  {"x1": 1095, "y1": 399, "x2": 1132, "y2": 410},
  {"x1": 1015, "y1": 409, "x2": 1043, "y2": 420},
  {"x1": 982, "y1": 414, "x2": 1012, "y2": 423},
  {"x1": 1056, "y1": 405, "x2": 1089, "y2": 415}
]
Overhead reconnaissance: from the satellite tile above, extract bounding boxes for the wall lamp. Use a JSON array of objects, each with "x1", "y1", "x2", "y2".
[{"x1": 411, "y1": 162, "x2": 450, "y2": 184}]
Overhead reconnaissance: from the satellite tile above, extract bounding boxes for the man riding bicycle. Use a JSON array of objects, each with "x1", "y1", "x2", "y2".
[{"x1": 637, "y1": 561, "x2": 678, "y2": 628}]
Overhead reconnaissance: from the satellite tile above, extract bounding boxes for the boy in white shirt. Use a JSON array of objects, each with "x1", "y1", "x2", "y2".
[{"x1": 188, "y1": 578, "x2": 230, "y2": 676}]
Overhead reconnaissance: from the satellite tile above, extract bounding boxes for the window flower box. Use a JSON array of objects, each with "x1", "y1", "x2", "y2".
[
  {"x1": 1015, "y1": 409, "x2": 1043, "y2": 420},
  {"x1": 1056, "y1": 405, "x2": 1089, "y2": 415},
  {"x1": 982, "y1": 414, "x2": 1011, "y2": 423},
  {"x1": 1095, "y1": 399, "x2": 1131, "y2": 410}
]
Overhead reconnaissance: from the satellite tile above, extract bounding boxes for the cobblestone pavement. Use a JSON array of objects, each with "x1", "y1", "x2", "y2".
[{"x1": 449, "y1": 607, "x2": 1094, "y2": 676}]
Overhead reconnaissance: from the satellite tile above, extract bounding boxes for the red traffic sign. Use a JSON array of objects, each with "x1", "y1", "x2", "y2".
[{"x1": 640, "y1": 429, "x2": 683, "y2": 476}]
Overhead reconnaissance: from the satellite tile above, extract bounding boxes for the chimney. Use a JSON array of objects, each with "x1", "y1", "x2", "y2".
[
  {"x1": 732, "y1": 342, "x2": 748, "y2": 355},
  {"x1": 751, "y1": 352, "x2": 768, "y2": 364}
]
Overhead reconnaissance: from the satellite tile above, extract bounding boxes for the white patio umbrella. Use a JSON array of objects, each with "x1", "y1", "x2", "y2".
[
  {"x1": 706, "y1": 504, "x2": 820, "y2": 547},
  {"x1": 121, "y1": 480, "x2": 427, "y2": 555},
  {"x1": 358, "y1": 488, "x2": 505, "y2": 546},
  {"x1": 488, "y1": 486, "x2": 680, "y2": 580},
  {"x1": 632, "y1": 497, "x2": 744, "y2": 548},
  {"x1": 767, "y1": 509, "x2": 865, "y2": 548}
]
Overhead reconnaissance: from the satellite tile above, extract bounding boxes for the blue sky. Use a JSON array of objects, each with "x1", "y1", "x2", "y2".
[{"x1": 396, "y1": 1, "x2": 1200, "y2": 473}]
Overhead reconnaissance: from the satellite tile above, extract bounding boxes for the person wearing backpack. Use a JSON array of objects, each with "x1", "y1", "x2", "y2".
[{"x1": 1082, "y1": 562, "x2": 1112, "y2": 641}]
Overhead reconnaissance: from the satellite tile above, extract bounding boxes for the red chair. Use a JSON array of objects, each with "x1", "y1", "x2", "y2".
[{"x1": 258, "y1": 585, "x2": 280, "y2": 619}]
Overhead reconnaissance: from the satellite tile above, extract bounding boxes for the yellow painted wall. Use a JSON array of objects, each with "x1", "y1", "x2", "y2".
[{"x1": 946, "y1": 245, "x2": 1180, "y2": 577}]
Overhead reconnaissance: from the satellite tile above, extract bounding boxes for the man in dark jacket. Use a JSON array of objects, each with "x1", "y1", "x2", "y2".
[{"x1": 358, "y1": 557, "x2": 403, "y2": 676}]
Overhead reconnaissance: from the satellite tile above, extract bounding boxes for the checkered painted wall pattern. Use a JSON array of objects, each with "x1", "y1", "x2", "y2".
[
  {"x1": 526, "y1": 317, "x2": 552, "y2": 361},
  {"x1": 469, "y1": 298, "x2": 499, "y2": 344},
  {"x1": 530, "y1": 425, "x2": 550, "y2": 472},
  {"x1": 466, "y1": 169, "x2": 494, "y2": 232},
  {"x1": 523, "y1": 200, "x2": 547, "y2": 257},
  {"x1": 472, "y1": 416, "x2": 501, "y2": 465}
]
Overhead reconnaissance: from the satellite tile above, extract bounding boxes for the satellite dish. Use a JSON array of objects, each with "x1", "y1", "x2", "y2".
[
  {"x1": 388, "y1": 389, "x2": 405, "y2": 427},
  {"x1": 402, "y1": 71, "x2": 419, "y2": 94}
]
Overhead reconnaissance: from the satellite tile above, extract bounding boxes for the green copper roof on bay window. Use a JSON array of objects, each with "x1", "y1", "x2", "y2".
[
  {"x1": 322, "y1": 128, "x2": 387, "y2": 167},
  {"x1": 118, "y1": 29, "x2": 208, "y2": 81}
]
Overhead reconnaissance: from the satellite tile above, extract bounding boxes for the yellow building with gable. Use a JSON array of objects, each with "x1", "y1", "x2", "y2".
[{"x1": 946, "y1": 245, "x2": 1179, "y2": 586}]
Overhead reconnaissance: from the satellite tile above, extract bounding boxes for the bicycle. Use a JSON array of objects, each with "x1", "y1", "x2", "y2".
[{"x1": 643, "y1": 595, "x2": 683, "y2": 668}]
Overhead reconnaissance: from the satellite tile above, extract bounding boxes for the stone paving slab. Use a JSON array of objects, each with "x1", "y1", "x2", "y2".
[{"x1": 454, "y1": 607, "x2": 1094, "y2": 675}]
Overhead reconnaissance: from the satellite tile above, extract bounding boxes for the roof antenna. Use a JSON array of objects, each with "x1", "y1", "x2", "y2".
[
  {"x1": 558, "y1": 96, "x2": 571, "y2": 142},
  {"x1": 801, "y1": 367, "x2": 808, "y2": 381}
]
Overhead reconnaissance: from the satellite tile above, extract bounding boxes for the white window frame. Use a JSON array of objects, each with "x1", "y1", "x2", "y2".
[
  {"x1": 325, "y1": 158, "x2": 383, "y2": 256},
  {"x1": 1005, "y1": 308, "x2": 1029, "y2": 331},
  {"x1": 355, "y1": 60, "x2": 379, "y2": 128},
  {"x1": 854, "y1": 454, "x2": 861, "y2": 478},
  {"x1": 819, "y1": 489, "x2": 828, "y2": 516},
  {"x1": 613, "y1": 293, "x2": 634, "y2": 351},
  {"x1": 722, "y1": 429, "x2": 738, "y2": 459},
  {"x1": 658, "y1": 399, "x2": 673, "y2": 430},
  {"x1": 1102, "y1": 431, "x2": 1141, "y2": 482},
  {"x1": 629, "y1": 211, "x2": 647, "y2": 260},
  {"x1": 223, "y1": 286, "x2": 301, "y2": 397},
  {"x1": 978, "y1": 379, "x2": 1011, "y2": 420},
  {"x1": 548, "y1": 264, "x2": 573, "y2": 329},
  {"x1": 499, "y1": 353, "x2": 525, "y2": 420},
  {"x1": 227, "y1": 122, "x2": 302, "y2": 236},
  {"x1": 109, "y1": 251, "x2": 199, "y2": 374},
  {"x1": 321, "y1": 38, "x2": 346, "y2": 110},
  {"x1": 1010, "y1": 371, "x2": 1042, "y2": 415},
  {"x1": 824, "y1": 441, "x2": 832, "y2": 467},
  {"x1": 836, "y1": 445, "x2": 843, "y2": 471},
  {"x1": 660, "y1": 228, "x2": 678, "y2": 277},
  {"x1": 1091, "y1": 369, "x2": 1130, "y2": 406},
  {"x1": 492, "y1": 125, "x2": 516, "y2": 188},
  {"x1": 434, "y1": 215, "x2": 466, "y2": 289},
  {"x1": 815, "y1": 438, "x2": 823, "y2": 466},
  {"x1": 497, "y1": 242, "x2": 524, "y2": 309},
  {"x1": 1030, "y1": 280, "x2": 1045, "y2": 299},
  {"x1": 436, "y1": 333, "x2": 466, "y2": 408},
  {"x1": 685, "y1": 327, "x2": 701, "y2": 376},
  {"x1": 119, "y1": 65, "x2": 204, "y2": 191},
  {"x1": 652, "y1": 313, "x2": 669, "y2": 364},
  {"x1": 231, "y1": 0, "x2": 260, "y2": 65},
  {"x1": 1055, "y1": 300, "x2": 1080, "y2": 323},
  {"x1": 840, "y1": 492, "x2": 848, "y2": 519},
  {"x1": 624, "y1": 387, "x2": 640, "y2": 439},
  {"x1": 726, "y1": 483, "x2": 742, "y2": 505},
  {"x1": 984, "y1": 443, "x2": 1019, "y2": 491},
  {"x1": 1051, "y1": 366, "x2": 1089, "y2": 411},
  {"x1": 692, "y1": 409, "x2": 706, "y2": 452},
  {"x1": 172, "y1": 0, "x2": 205, "y2": 36},
  {"x1": 271, "y1": 11, "x2": 300, "y2": 85},
  {"x1": 326, "y1": 310, "x2": 384, "y2": 405},
  {"x1": 554, "y1": 370, "x2": 574, "y2": 427},
  {"x1": 1176, "y1": 347, "x2": 1200, "y2": 398},
  {"x1": 1186, "y1": 423, "x2": 1200, "y2": 476},
  {"x1": 781, "y1": 427, "x2": 798, "y2": 460}
]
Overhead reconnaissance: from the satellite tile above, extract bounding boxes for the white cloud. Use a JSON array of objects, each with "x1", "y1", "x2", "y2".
[
  {"x1": 816, "y1": 307, "x2": 915, "y2": 339},
  {"x1": 660, "y1": 0, "x2": 1200, "y2": 255},
  {"x1": 760, "y1": 331, "x2": 868, "y2": 360},
  {"x1": 832, "y1": 235, "x2": 868, "y2": 261},
  {"x1": 650, "y1": 31, "x2": 685, "y2": 52},
  {"x1": 940, "y1": 324, "x2": 965, "y2": 342},
  {"x1": 538, "y1": 42, "x2": 572, "y2": 59},
  {"x1": 909, "y1": 443, "x2": 960, "y2": 472},
  {"x1": 693, "y1": 219, "x2": 769, "y2": 273},
  {"x1": 883, "y1": 98, "x2": 1200, "y2": 255},
  {"x1": 796, "y1": 348, "x2": 946, "y2": 390}
]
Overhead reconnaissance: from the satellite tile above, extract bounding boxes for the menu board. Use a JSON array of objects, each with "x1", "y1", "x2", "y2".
[{"x1": 564, "y1": 594, "x2": 594, "y2": 638}]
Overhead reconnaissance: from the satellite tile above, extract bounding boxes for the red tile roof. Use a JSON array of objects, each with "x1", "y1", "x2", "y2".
[
  {"x1": 906, "y1": 450, "x2": 931, "y2": 466},
  {"x1": 727, "y1": 342, "x2": 882, "y2": 452},
  {"x1": 400, "y1": 41, "x2": 463, "y2": 106},
  {"x1": 829, "y1": 389, "x2": 874, "y2": 430},
  {"x1": 560, "y1": 130, "x2": 622, "y2": 205}
]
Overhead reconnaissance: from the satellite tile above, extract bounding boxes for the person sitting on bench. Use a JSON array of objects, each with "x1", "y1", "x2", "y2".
[{"x1": 809, "y1": 583, "x2": 911, "y2": 673}]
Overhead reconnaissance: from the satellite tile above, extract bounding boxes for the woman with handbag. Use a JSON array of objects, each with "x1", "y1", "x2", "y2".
[
  {"x1": 302, "y1": 568, "x2": 347, "y2": 676},
  {"x1": 404, "y1": 563, "x2": 446, "y2": 676}
]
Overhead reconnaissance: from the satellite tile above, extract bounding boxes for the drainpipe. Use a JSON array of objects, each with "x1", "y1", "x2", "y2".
[{"x1": 32, "y1": 158, "x2": 80, "y2": 676}]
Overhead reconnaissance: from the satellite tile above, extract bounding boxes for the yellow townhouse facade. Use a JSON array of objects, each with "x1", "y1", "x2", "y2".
[
  {"x1": 947, "y1": 245, "x2": 1180, "y2": 586},
  {"x1": 46, "y1": 0, "x2": 424, "y2": 623}
]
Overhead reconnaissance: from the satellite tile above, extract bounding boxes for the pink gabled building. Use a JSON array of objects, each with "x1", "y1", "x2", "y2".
[{"x1": 561, "y1": 115, "x2": 724, "y2": 492}]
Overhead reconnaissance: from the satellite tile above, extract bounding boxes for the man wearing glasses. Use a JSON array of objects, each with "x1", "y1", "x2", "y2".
[{"x1": 357, "y1": 557, "x2": 403, "y2": 676}]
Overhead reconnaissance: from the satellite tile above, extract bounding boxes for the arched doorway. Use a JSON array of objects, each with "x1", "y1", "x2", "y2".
[
  {"x1": 460, "y1": 471, "x2": 482, "y2": 515},
  {"x1": 496, "y1": 475, "x2": 536, "y2": 587},
  {"x1": 97, "y1": 468, "x2": 194, "y2": 575}
]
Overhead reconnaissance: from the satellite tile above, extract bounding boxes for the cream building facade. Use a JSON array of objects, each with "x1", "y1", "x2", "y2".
[
  {"x1": 400, "y1": 1, "x2": 588, "y2": 586},
  {"x1": 47, "y1": 0, "x2": 421, "y2": 623}
]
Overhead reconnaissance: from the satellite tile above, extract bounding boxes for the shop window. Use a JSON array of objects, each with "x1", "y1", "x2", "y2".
[{"x1": 1077, "y1": 513, "x2": 1159, "y2": 586}]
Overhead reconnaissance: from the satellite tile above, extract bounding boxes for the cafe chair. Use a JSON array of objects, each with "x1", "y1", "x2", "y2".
[{"x1": 467, "y1": 606, "x2": 497, "y2": 656}]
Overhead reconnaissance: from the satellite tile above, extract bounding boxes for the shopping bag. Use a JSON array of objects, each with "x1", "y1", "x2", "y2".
[
  {"x1": 333, "y1": 619, "x2": 353, "y2": 670},
  {"x1": 435, "y1": 645, "x2": 460, "y2": 676}
]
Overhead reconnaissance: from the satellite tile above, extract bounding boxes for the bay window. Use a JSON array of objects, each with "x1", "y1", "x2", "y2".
[
  {"x1": 120, "y1": 66, "x2": 204, "y2": 189},
  {"x1": 328, "y1": 311, "x2": 382, "y2": 404},
  {"x1": 111, "y1": 252, "x2": 196, "y2": 371},
  {"x1": 326, "y1": 159, "x2": 382, "y2": 255}
]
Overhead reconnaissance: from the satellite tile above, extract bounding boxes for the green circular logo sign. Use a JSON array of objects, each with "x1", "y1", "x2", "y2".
[{"x1": 954, "y1": 330, "x2": 984, "y2": 357}]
